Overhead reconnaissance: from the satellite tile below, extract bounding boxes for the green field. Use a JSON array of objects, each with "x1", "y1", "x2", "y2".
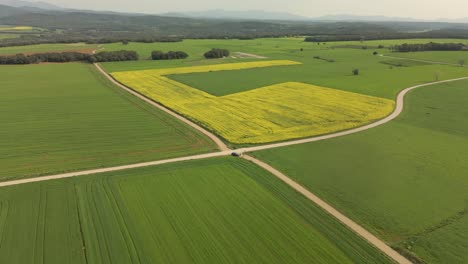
[
  {"x1": 253, "y1": 79, "x2": 468, "y2": 263},
  {"x1": 0, "y1": 157, "x2": 391, "y2": 264},
  {"x1": 0, "y1": 63, "x2": 216, "y2": 180},
  {"x1": 389, "y1": 50, "x2": 468, "y2": 65},
  {"x1": 0, "y1": 43, "x2": 97, "y2": 55},
  {"x1": 0, "y1": 33, "x2": 19, "y2": 40},
  {"x1": 100, "y1": 38, "x2": 468, "y2": 99}
]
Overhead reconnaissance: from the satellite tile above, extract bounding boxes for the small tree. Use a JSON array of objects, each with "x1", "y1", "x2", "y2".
[
  {"x1": 373, "y1": 51, "x2": 378, "y2": 55},
  {"x1": 300, "y1": 48, "x2": 304, "y2": 52},
  {"x1": 352, "y1": 69, "x2": 360, "y2": 76},
  {"x1": 122, "y1": 40, "x2": 129, "y2": 45},
  {"x1": 87, "y1": 55, "x2": 97, "y2": 64},
  {"x1": 459, "y1": 59, "x2": 465, "y2": 66}
]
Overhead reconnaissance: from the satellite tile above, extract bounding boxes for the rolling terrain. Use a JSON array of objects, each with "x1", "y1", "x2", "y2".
[{"x1": 1, "y1": 36, "x2": 467, "y2": 264}]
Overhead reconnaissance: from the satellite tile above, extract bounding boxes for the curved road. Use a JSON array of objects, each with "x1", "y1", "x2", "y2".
[
  {"x1": 239, "y1": 76, "x2": 468, "y2": 153},
  {"x1": 243, "y1": 154, "x2": 412, "y2": 264},
  {"x1": 5, "y1": 63, "x2": 468, "y2": 264}
]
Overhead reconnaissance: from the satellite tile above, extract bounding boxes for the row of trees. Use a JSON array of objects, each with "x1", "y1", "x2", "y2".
[
  {"x1": 0, "y1": 50, "x2": 138, "y2": 65},
  {"x1": 0, "y1": 33, "x2": 183, "y2": 48},
  {"x1": 92, "y1": 50, "x2": 139, "y2": 62},
  {"x1": 151, "y1": 51, "x2": 188, "y2": 60},
  {"x1": 204, "y1": 48, "x2": 230, "y2": 59},
  {"x1": 391, "y1": 42, "x2": 466, "y2": 52}
]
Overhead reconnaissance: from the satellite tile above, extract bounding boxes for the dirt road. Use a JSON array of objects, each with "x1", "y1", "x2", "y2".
[
  {"x1": 234, "y1": 52, "x2": 267, "y2": 59},
  {"x1": 380, "y1": 54, "x2": 466, "y2": 67},
  {"x1": 0, "y1": 151, "x2": 232, "y2": 188},
  {"x1": 5, "y1": 63, "x2": 468, "y2": 264},
  {"x1": 242, "y1": 154, "x2": 412, "y2": 264},
  {"x1": 95, "y1": 63, "x2": 230, "y2": 151},
  {"x1": 237, "y1": 76, "x2": 468, "y2": 154}
]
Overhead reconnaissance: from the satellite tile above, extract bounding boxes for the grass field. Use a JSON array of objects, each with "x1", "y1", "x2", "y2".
[
  {"x1": 0, "y1": 43, "x2": 98, "y2": 55},
  {"x1": 0, "y1": 33, "x2": 19, "y2": 40},
  {"x1": 389, "y1": 50, "x2": 468, "y2": 65},
  {"x1": 0, "y1": 63, "x2": 216, "y2": 180},
  {"x1": 379, "y1": 59, "x2": 431, "y2": 67},
  {"x1": 113, "y1": 61, "x2": 394, "y2": 144},
  {"x1": 253, "y1": 79, "x2": 468, "y2": 263},
  {"x1": 0, "y1": 157, "x2": 392, "y2": 264}
]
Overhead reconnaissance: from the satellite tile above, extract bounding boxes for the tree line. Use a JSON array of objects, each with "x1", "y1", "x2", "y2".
[
  {"x1": 391, "y1": 42, "x2": 466, "y2": 52},
  {"x1": 151, "y1": 51, "x2": 188, "y2": 60},
  {"x1": 204, "y1": 48, "x2": 230, "y2": 59},
  {"x1": 0, "y1": 50, "x2": 138, "y2": 64}
]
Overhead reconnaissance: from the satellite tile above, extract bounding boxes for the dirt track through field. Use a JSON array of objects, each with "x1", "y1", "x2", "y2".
[
  {"x1": 0, "y1": 151, "x2": 232, "y2": 188},
  {"x1": 234, "y1": 52, "x2": 267, "y2": 59},
  {"x1": 380, "y1": 54, "x2": 467, "y2": 67},
  {"x1": 237, "y1": 76, "x2": 468, "y2": 154},
  {"x1": 95, "y1": 63, "x2": 230, "y2": 151},
  {"x1": 6, "y1": 61, "x2": 468, "y2": 264},
  {"x1": 242, "y1": 154, "x2": 412, "y2": 264}
]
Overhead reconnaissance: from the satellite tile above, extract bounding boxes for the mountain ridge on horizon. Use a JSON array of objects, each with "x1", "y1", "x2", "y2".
[{"x1": 1, "y1": 0, "x2": 468, "y2": 23}]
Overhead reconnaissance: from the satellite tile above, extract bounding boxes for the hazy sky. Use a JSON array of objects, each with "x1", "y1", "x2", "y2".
[{"x1": 45, "y1": 0, "x2": 468, "y2": 19}]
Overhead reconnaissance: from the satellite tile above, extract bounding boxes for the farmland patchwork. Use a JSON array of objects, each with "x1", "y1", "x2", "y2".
[{"x1": 113, "y1": 61, "x2": 395, "y2": 144}]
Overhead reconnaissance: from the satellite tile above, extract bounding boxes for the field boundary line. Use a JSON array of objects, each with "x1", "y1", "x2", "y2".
[
  {"x1": 379, "y1": 54, "x2": 467, "y2": 67},
  {"x1": 242, "y1": 154, "x2": 412, "y2": 264},
  {"x1": 0, "y1": 151, "x2": 232, "y2": 188},
  {"x1": 94, "y1": 63, "x2": 230, "y2": 151}
]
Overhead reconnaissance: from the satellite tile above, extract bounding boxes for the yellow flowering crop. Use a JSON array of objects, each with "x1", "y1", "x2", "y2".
[
  {"x1": 0, "y1": 26, "x2": 33, "y2": 31},
  {"x1": 112, "y1": 61, "x2": 394, "y2": 144}
]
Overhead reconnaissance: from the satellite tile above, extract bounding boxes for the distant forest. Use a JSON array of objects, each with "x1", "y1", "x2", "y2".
[
  {"x1": 3, "y1": 5, "x2": 468, "y2": 47},
  {"x1": 0, "y1": 50, "x2": 138, "y2": 64},
  {"x1": 392, "y1": 42, "x2": 466, "y2": 52}
]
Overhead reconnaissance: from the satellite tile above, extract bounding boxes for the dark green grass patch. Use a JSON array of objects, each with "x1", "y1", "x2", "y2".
[
  {"x1": 0, "y1": 157, "x2": 392, "y2": 263},
  {"x1": 380, "y1": 59, "x2": 430, "y2": 67},
  {"x1": 253, "y1": 79, "x2": 468, "y2": 263},
  {"x1": 0, "y1": 63, "x2": 216, "y2": 180}
]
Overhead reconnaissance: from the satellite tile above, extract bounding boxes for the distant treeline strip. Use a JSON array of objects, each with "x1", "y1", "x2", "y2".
[
  {"x1": 151, "y1": 51, "x2": 188, "y2": 60},
  {"x1": 0, "y1": 50, "x2": 138, "y2": 64},
  {"x1": 391, "y1": 42, "x2": 466, "y2": 52},
  {"x1": 0, "y1": 34, "x2": 183, "y2": 48},
  {"x1": 304, "y1": 31, "x2": 468, "y2": 43}
]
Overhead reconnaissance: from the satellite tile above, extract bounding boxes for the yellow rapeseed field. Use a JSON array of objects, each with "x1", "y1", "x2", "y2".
[
  {"x1": 112, "y1": 61, "x2": 395, "y2": 144},
  {"x1": 0, "y1": 26, "x2": 33, "y2": 31}
]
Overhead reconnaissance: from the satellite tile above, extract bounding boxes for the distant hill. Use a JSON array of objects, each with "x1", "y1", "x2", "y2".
[
  {"x1": 163, "y1": 9, "x2": 309, "y2": 21},
  {"x1": 0, "y1": 4, "x2": 35, "y2": 18},
  {"x1": 313, "y1": 14, "x2": 422, "y2": 22},
  {"x1": 0, "y1": 0, "x2": 62, "y2": 10}
]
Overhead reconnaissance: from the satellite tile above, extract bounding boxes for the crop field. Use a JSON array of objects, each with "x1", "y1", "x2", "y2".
[
  {"x1": 0, "y1": 157, "x2": 392, "y2": 264},
  {"x1": 112, "y1": 61, "x2": 394, "y2": 144},
  {"x1": 0, "y1": 26, "x2": 33, "y2": 31},
  {"x1": 101, "y1": 38, "x2": 468, "y2": 100},
  {"x1": 253, "y1": 79, "x2": 468, "y2": 263},
  {"x1": 0, "y1": 63, "x2": 216, "y2": 180},
  {"x1": 0, "y1": 33, "x2": 19, "y2": 39},
  {"x1": 0, "y1": 43, "x2": 98, "y2": 55}
]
